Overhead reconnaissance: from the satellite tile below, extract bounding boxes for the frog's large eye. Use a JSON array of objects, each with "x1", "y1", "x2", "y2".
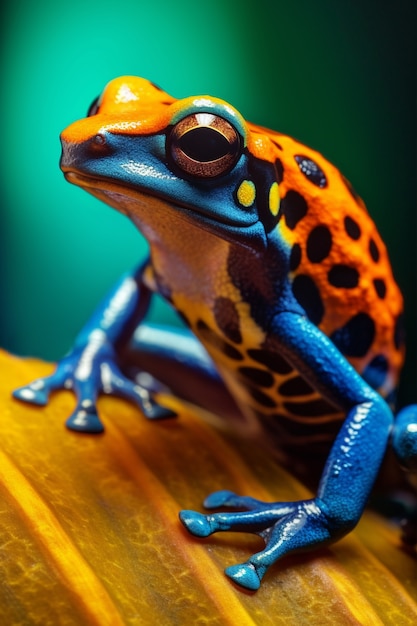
[
  {"x1": 167, "y1": 113, "x2": 242, "y2": 178},
  {"x1": 87, "y1": 96, "x2": 100, "y2": 117}
]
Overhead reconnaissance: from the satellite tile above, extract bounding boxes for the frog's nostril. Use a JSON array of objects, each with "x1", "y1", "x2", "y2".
[
  {"x1": 87, "y1": 133, "x2": 110, "y2": 154},
  {"x1": 93, "y1": 133, "x2": 106, "y2": 146}
]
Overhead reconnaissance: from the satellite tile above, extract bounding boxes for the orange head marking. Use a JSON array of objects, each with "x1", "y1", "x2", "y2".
[{"x1": 61, "y1": 76, "x2": 176, "y2": 144}]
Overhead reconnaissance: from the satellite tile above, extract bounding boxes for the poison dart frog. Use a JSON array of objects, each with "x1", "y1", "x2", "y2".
[{"x1": 14, "y1": 76, "x2": 417, "y2": 591}]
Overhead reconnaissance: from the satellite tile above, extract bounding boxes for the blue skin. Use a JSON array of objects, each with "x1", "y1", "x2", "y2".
[{"x1": 13, "y1": 96, "x2": 417, "y2": 591}]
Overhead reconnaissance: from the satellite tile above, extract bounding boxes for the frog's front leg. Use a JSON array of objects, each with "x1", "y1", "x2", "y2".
[
  {"x1": 13, "y1": 259, "x2": 175, "y2": 432},
  {"x1": 180, "y1": 312, "x2": 394, "y2": 590}
]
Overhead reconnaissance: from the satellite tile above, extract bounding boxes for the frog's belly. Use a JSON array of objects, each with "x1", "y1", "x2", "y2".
[{"x1": 131, "y1": 199, "x2": 344, "y2": 447}]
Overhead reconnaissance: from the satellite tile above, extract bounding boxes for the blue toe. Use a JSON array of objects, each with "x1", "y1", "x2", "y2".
[
  {"x1": 179, "y1": 511, "x2": 212, "y2": 537},
  {"x1": 13, "y1": 387, "x2": 48, "y2": 406},
  {"x1": 204, "y1": 490, "x2": 235, "y2": 508},
  {"x1": 144, "y1": 404, "x2": 177, "y2": 420},
  {"x1": 225, "y1": 564, "x2": 261, "y2": 591},
  {"x1": 66, "y1": 410, "x2": 104, "y2": 433}
]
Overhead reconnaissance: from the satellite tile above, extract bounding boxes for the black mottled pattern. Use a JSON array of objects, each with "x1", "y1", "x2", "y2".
[
  {"x1": 330, "y1": 313, "x2": 375, "y2": 357},
  {"x1": 279, "y1": 376, "x2": 315, "y2": 397},
  {"x1": 292, "y1": 274, "x2": 324, "y2": 325},
  {"x1": 289, "y1": 243, "x2": 302, "y2": 271},
  {"x1": 238, "y1": 366, "x2": 274, "y2": 388},
  {"x1": 196, "y1": 319, "x2": 243, "y2": 361},
  {"x1": 247, "y1": 348, "x2": 293, "y2": 375},
  {"x1": 213, "y1": 296, "x2": 242, "y2": 344},
  {"x1": 226, "y1": 243, "x2": 283, "y2": 331},
  {"x1": 373, "y1": 278, "x2": 387, "y2": 299},
  {"x1": 294, "y1": 155, "x2": 327, "y2": 188},
  {"x1": 344, "y1": 216, "x2": 361, "y2": 240},
  {"x1": 328, "y1": 264, "x2": 359, "y2": 288},
  {"x1": 362, "y1": 354, "x2": 389, "y2": 389},
  {"x1": 248, "y1": 386, "x2": 277, "y2": 408},
  {"x1": 369, "y1": 238, "x2": 380, "y2": 262},
  {"x1": 284, "y1": 398, "x2": 339, "y2": 417},
  {"x1": 306, "y1": 225, "x2": 332, "y2": 263},
  {"x1": 280, "y1": 190, "x2": 308, "y2": 230}
]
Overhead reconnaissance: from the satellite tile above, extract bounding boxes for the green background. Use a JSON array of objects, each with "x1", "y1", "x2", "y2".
[{"x1": 1, "y1": 0, "x2": 415, "y2": 406}]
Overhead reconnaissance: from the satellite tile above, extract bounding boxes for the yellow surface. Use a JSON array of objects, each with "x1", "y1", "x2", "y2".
[{"x1": 0, "y1": 350, "x2": 415, "y2": 625}]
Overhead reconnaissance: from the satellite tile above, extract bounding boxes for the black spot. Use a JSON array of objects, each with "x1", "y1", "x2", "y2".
[
  {"x1": 248, "y1": 386, "x2": 277, "y2": 408},
  {"x1": 247, "y1": 348, "x2": 293, "y2": 375},
  {"x1": 344, "y1": 216, "x2": 361, "y2": 240},
  {"x1": 373, "y1": 278, "x2": 387, "y2": 299},
  {"x1": 213, "y1": 297, "x2": 242, "y2": 344},
  {"x1": 196, "y1": 319, "x2": 244, "y2": 361},
  {"x1": 294, "y1": 155, "x2": 327, "y2": 188},
  {"x1": 369, "y1": 238, "x2": 380, "y2": 262},
  {"x1": 284, "y1": 398, "x2": 339, "y2": 417},
  {"x1": 362, "y1": 354, "x2": 389, "y2": 389},
  {"x1": 328, "y1": 264, "x2": 359, "y2": 288},
  {"x1": 292, "y1": 274, "x2": 324, "y2": 325},
  {"x1": 330, "y1": 313, "x2": 375, "y2": 357},
  {"x1": 279, "y1": 376, "x2": 314, "y2": 397},
  {"x1": 281, "y1": 190, "x2": 308, "y2": 230},
  {"x1": 272, "y1": 139, "x2": 283, "y2": 151},
  {"x1": 238, "y1": 366, "x2": 274, "y2": 387},
  {"x1": 306, "y1": 225, "x2": 332, "y2": 263},
  {"x1": 289, "y1": 243, "x2": 302, "y2": 271},
  {"x1": 394, "y1": 313, "x2": 406, "y2": 350},
  {"x1": 275, "y1": 158, "x2": 284, "y2": 183}
]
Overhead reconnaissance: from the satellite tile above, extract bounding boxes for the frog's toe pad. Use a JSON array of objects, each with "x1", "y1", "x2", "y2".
[
  {"x1": 13, "y1": 384, "x2": 48, "y2": 406},
  {"x1": 204, "y1": 490, "x2": 236, "y2": 508},
  {"x1": 66, "y1": 409, "x2": 104, "y2": 434},
  {"x1": 143, "y1": 402, "x2": 177, "y2": 420},
  {"x1": 179, "y1": 511, "x2": 212, "y2": 537},
  {"x1": 225, "y1": 564, "x2": 261, "y2": 591}
]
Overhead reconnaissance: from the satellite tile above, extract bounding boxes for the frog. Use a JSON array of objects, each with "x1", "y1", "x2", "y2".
[{"x1": 13, "y1": 76, "x2": 417, "y2": 591}]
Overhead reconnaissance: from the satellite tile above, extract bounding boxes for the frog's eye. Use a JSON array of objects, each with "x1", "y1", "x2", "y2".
[
  {"x1": 87, "y1": 96, "x2": 100, "y2": 117},
  {"x1": 167, "y1": 113, "x2": 242, "y2": 178}
]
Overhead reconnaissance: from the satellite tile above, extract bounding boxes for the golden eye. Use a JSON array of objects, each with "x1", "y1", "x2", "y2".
[{"x1": 168, "y1": 113, "x2": 242, "y2": 178}]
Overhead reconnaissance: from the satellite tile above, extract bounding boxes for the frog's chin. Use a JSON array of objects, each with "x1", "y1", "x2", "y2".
[
  {"x1": 63, "y1": 170, "x2": 186, "y2": 223},
  {"x1": 63, "y1": 171, "x2": 129, "y2": 217},
  {"x1": 63, "y1": 169, "x2": 266, "y2": 250}
]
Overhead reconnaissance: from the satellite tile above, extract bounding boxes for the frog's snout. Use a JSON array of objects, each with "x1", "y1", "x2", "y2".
[{"x1": 60, "y1": 132, "x2": 109, "y2": 174}]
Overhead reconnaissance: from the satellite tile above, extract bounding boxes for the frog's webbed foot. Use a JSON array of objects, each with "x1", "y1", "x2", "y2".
[
  {"x1": 179, "y1": 490, "x2": 333, "y2": 591},
  {"x1": 13, "y1": 348, "x2": 176, "y2": 433}
]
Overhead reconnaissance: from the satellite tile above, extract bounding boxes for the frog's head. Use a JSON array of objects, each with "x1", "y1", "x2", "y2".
[{"x1": 60, "y1": 76, "x2": 282, "y2": 248}]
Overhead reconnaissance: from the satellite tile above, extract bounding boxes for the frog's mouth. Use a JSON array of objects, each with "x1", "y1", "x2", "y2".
[{"x1": 62, "y1": 168, "x2": 265, "y2": 250}]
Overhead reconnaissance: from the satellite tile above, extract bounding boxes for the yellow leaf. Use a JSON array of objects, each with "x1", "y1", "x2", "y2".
[{"x1": 0, "y1": 350, "x2": 415, "y2": 625}]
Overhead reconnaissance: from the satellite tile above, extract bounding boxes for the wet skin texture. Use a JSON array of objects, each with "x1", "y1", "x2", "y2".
[{"x1": 14, "y1": 77, "x2": 417, "y2": 591}]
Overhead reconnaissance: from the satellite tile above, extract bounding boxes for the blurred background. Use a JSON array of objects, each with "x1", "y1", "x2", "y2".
[{"x1": 1, "y1": 0, "x2": 415, "y2": 407}]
